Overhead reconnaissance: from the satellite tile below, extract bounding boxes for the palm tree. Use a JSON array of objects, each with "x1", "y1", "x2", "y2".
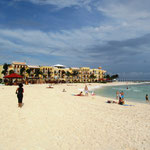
[
  {"x1": 72, "y1": 70, "x2": 79, "y2": 82},
  {"x1": 90, "y1": 74, "x2": 96, "y2": 82},
  {"x1": 20, "y1": 67, "x2": 25, "y2": 76},
  {"x1": 48, "y1": 69, "x2": 51, "y2": 78},
  {"x1": 111, "y1": 74, "x2": 119, "y2": 80},
  {"x1": 66, "y1": 71, "x2": 71, "y2": 83},
  {"x1": 26, "y1": 68, "x2": 32, "y2": 77},
  {"x1": 35, "y1": 68, "x2": 42, "y2": 78},
  {"x1": 9, "y1": 70, "x2": 14, "y2": 74},
  {"x1": 1, "y1": 63, "x2": 10, "y2": 75},
  {"x1": 105, "y1": 74, "x2": 111, "y2": 79}
]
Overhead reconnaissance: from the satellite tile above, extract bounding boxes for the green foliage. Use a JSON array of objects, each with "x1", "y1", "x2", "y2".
[
  {"x1": 9, "y1": 70, "x2": 14, "y2": 74},
  {"x1": 62, "y1": 70, "x2": 66, "y2": 75},
  {"x1": 20, "y1": 67, "x2": 25, "y2": 75},
  {"x1": 1, "y1": 70, "x2": 5, "y2": 75},
  {"x1": 48, "y1": 70, "x2": 51, "y2": 77},
  {"x1": 66, "y1": 71, "x2": 71, "y2": 77},
  {"x1": 2, "y1": 63, "x2": 10, "y2": 75},
  {"x1": 105, "y1": 74, "x2": 119, "y2": 80},
  {"x1": 105, "y1": 74, "x2": 111, "y2": 79},
  {"x1": 90, "y1": 74, "x2": 96, "y2": 79},
  {"x1": 26, "y1": 68, "x2": 32, "y2": 76},
  {"x1": 111, "y1": 74, "x2": 119, "y2": 79},
  {"x1": 35, "y1": 69, "x2": 42, "y2": 77},
  {"x1": 72, "y1": 70, "x2": 78, "y2": 76}
]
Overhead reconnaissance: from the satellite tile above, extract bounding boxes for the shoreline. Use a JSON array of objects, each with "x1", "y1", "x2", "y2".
[{"x1": 88, "y1": 82, "x2": 149, "y2": 104}]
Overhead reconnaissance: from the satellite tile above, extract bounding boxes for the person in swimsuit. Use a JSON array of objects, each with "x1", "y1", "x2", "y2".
[
  {"x1": 84, "y1": 85, "x2": 89, "y2": 96},
  {"x1": 116, "y1": 91, "x2": 119, "y2": 99},
  {"x1": 16, "y1": 83, "x2": 24, "y2": 108},
  {"x1": 145, "y1": 94, "x2": 149, "y2": 102},
  {"x1": 118, "y1": 91, "x2": 125, "y2": 105},
  {"x1": 75, "y1": 91, "x2": 84, "y2": 96}
]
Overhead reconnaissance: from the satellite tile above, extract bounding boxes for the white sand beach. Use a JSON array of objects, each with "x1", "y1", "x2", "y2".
[{"x1": 0, "y1": 82, "x2": 150, "y2": 150}]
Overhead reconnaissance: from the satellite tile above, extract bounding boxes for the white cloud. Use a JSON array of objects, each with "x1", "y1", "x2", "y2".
[
  {"x1": 0, "y1": 24, "x2": 133, "y2": 58},
  {"x1": 97, "y1": 0, "x2": 150, "y2": 35},
  {"x1": 0, "y1": 21, "x2": 150, "y2": 66},
  {"x1": 15, "y1": 0, "x2": 92, "y2": 9}
]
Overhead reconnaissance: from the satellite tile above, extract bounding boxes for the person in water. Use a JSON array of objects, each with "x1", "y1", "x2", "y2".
[
  {"x1": 16, "y1": 83, "x2": 24, "y2": 108},
  {"x1": 145, "y1": 94, "x2": 149, "y2": 102}
]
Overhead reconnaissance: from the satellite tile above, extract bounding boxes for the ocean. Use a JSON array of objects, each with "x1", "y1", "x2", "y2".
[{"x1": 94, "y1": 83, "x2": 150, "y2": 103}]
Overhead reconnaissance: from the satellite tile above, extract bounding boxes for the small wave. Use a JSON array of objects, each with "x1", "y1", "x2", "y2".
[
  {"x1": 133, "y1": 89, "x2": 140, "y2": 92},
  {"x1": 112, "y1": 87, "x2": 131, "y2": 91}
]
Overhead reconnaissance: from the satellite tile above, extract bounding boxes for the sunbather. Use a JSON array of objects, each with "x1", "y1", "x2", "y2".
[
  {"x1": 75, "y1": 91, "x2": 84, "y2": 96},
  {"x1": 47, "y1": 84, "x2": 54, "y2": 88}
]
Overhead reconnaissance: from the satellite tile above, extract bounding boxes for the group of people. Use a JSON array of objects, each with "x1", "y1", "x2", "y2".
[
  {"x1": 16, "y1": 84, "x2": 93, "y2": 108},
  {"x1": 75, "y1": 85, "x2": 89, "y2": 96},
  {"x1": 116, "y1": 91, "x2": 125, "y2": 105},
  {"x1": 107, "y1": 91, "x2": 125, "y2": 105},
  {"x1": 75, "y1": 85, "x2": 95, "y2": 96},
  {"x1": 15, "y1": 83, "x2": 150, "y2": 108}
]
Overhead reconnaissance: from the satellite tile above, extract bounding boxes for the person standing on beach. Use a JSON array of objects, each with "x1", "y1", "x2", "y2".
[
  {"x1": 16, "y1": 83, "x2": 24, "y2": 108},
  {"x1": 116, "y1": 91, "x2": 119, "y2": 100},
  {"x1": 84, "y1": 85, "x2": 89, "y2": 96},
  {"x1": 145, "y1": 94, "x2": 149, "y2": 102}
]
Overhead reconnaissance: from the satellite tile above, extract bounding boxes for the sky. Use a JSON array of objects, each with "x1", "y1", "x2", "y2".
[{"x1": 0, "y1": 0, "x2": 150, "y2": 80}]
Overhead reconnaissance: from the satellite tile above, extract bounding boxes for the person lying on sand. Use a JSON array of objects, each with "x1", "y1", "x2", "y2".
[
  {"x1": 107, "y1": 99, "x2": 125, "y2": 105},
  {"x1": 75, "y1": 91, "x2": 84, "y2": 96},
  {"x1": 107, "y1": 100, "x2": 118, "y2": 104},
  {"x1": 47, "y1": 84, "x2": 54, "y2": 88}
]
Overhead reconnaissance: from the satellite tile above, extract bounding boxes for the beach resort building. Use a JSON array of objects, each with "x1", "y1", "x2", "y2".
[
  {"x1": 69, "y1": 67, "x2": 80, "y2": 83},
  {"x1": 80, "y1": 67, "x2": 90, "y2": 82},
  {"x1": 10, "y1": 62, "x2": 27, "y2": 74},
  {"x1": 0, "y1": 65, "x2": 3, "y2": 79},
  {"x1": 2, "y1": 62, "x2": 106, "y2": 84},
  {"x1": 52, "y1": 65, "x2": 70, "y2": 82},
  {"x1": 26, "y1": 65, "x2": 41, "y2": 83},
  {"x1": 40, "y1": 66, "x2": 54, "y2": 82}
]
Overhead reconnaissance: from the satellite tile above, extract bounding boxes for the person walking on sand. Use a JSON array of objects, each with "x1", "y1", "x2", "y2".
[
  {"x1": 16, "y1": 83, "x2": 24, "y2": 108},
  {"x1": 84, "y1": 85, "x2": 89, "y2": 96},
  {"x1": 145, "y1": 94, "x2": 149, "y2": 102}
]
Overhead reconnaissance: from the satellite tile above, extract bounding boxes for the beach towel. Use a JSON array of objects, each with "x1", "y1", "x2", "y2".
[{"x1": 123, "y1": 104, "x2": 135, "y2": 106}]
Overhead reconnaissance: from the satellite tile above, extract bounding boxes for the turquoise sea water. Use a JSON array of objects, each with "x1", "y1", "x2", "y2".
[{"x1": 94, "y1": 83, "x2": 150, "y2": 103}]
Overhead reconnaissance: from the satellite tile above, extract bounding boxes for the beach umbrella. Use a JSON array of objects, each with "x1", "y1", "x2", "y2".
[
  {"x1": 4, "y1": 73, "x2": 23, "y2": 78},
  {"x1": 99, "y1": 78, "x2": 105, "y2": 81}
]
